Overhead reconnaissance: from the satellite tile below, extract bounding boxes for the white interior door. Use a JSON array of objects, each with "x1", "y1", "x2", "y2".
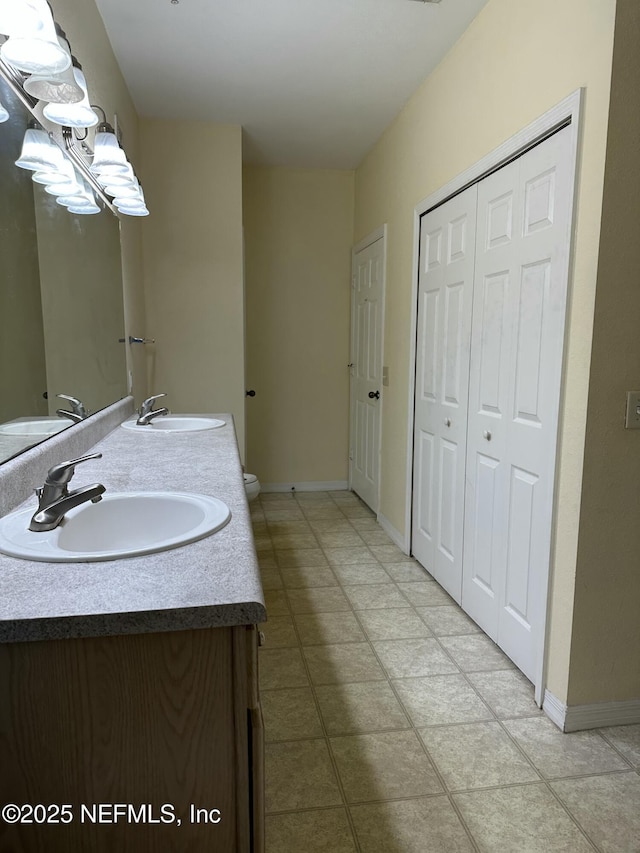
[
  {"x1": 350, "y1": 235, "x2": 384, "y2": 511},
  {"x1": 462, "y1": 126, "x2": 573, "y2": 680},
  {"x1": 412, "y1": 187, "x2": 477, "y2": 601}
]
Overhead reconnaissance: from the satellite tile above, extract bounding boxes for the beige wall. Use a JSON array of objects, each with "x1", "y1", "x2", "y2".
[
  {"x1": 354, "y1": 0, "x2": 616, "y2": 703},
  {"x1": 139, "y1": 121, "x2": 246, "y2": 450},
  {"x1": 53, "y1": 0, "x2": 147, "y2": 402},
  {"x1": 568, "y1": 0, "x2": 640, "y2": 705},
  {"x1": 243, "y1": 166, "x2": 354, "y2": 485}
]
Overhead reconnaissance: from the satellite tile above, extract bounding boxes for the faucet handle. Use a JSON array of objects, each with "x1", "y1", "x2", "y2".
[
  {"x1": 139, "y1": 393, "x2": 166, "y2": 416},
  {"x1": 46, "y1": 452, "x2": 103, "y2": 487},
  {"x1": 56, "y1": 394, "x2": 87, "y2": 417}
]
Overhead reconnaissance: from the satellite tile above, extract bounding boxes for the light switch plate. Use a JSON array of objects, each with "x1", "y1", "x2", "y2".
[{"x1": 624, "y1": 391, "x2": 640, "y2": 429}]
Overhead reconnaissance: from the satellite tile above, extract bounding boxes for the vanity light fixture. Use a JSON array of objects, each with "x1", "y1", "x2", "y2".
[
  {"x1": 15, "y1": 123, "x2": 64, "y2": 170},
  {"x1": 42, "y1": 62, "x2": 99, "y2": 126},
  {"x1": 0, "y1": 0, "x2": 70, "y2": 75},
  {"x1": 23, "y1": 29, "x2": 83, "y2": 104}
]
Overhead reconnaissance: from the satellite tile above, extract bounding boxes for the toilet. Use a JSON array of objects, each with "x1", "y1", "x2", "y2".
[{"x1": 244, "y1": 473, "x2": 261, "y2": 502}]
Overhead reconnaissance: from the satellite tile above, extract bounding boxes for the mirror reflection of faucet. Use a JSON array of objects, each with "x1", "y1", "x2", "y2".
[
  {"x1": 29, "y1": 453, "x2": 105, "y2": 532},
  {"x1": 56, "y1": 394, "x2": 89, "y2": 423},
  {"x1": 136, "y1": 393, "x2": 170, "y2": 425}
]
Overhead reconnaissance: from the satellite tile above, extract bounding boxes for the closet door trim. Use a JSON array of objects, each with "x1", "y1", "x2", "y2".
[{"x1": 405, "y1": 88, "x2": 582, "y2": 705}]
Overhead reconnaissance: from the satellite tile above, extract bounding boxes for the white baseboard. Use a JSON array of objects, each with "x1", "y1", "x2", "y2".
[
  {"x1": 544, "y1": 690, "x2": 640, "y2": 732},
  {"x1": 261, "y1": 480, "x2": 348, "y2": 493},
  {"x1": 376, "y1": 512, "x2": 408, "y2": 554}
]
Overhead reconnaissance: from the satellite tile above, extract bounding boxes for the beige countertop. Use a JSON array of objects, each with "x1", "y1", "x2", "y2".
[{"x1": 0, "y1": 413, "x2": 265, "y2": 642}]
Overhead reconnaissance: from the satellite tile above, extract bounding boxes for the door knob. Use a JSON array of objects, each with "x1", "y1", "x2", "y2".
[
  {"x1": 246, "y1": 390, "x2": 256, "y2": 397},
  {"x1": 368, "y1": 391, "x2": 380, "y2": 400},
  {"x1": 444, "y1": 418, "x2": 451, "y2": 427},
  {"x1": 483, "y1": 430, "x2": 492, "y2": 441}
]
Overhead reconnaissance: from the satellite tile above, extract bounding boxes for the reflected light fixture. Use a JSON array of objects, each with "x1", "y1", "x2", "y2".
[
  {"x1": 15, "y1": 124, "x2": 64, "y2": 170},
  {"x1": 23, "y1": 29, "x2": 83, "y2": 104},
  {"x1": 42, "y1": 62, "x2": 98, "y2": 126}
]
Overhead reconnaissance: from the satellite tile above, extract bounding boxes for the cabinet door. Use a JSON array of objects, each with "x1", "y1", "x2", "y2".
[
  {"x1": 412, "y1": 186, "x2": 477, "y2": 602},
  {"x1": 462, "y1": 126, "x2": 573, "y2": 680}
]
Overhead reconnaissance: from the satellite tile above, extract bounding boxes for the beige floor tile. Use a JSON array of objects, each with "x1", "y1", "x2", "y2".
[
  {"x1": 357, "y1": 607, "x2": 431, "y2": 640},
  {"x1": 466, "y1": 669, "x2": 542, "y2": 719},
  {"x1": 315, "y1": 530, "x2": 366, "y2": 548},
  {"x1": 287, "y1": 586, "x2": 352, "y2": 614},
  {"x1": 439, "y1": 634, "x2": 514, "y2": 672},
  {"x1": 393, "y1": 674, "x2": 494, "y2": 726},
  {"x1": 373, "y1": 638, "x2": 459, "y2": 678},
  {"x1": 271, "y1": 533, "x2": 319, "y2": 550},
  {"x1": 551, "y1": 772, "x2": 640, "y2": 853},
  {"x1": 258, "y1": 551, "x2": 278, "y2": 569},
  {"x1": 504, "y1": 717, "x2": 630, "y2": 778},
  {"x1": 397, "y1": 581, "x2": 455, "y2": 607},
  {"x1": 263, "y1": 508, "x2": 305, "y2": 522},
  {"x1": 366, "y1": 544, "x2": 407, "y2": 562},
  {"x1": 264, "y1": 588, "x2": 290, "y2": 616},
  {"x1": 262, "y1": 687, "x2": 324, "y2": 742},
  {"x1": 309, "y1": 518, "x2": 355, "y2": 534},
  {"x1": 267, "y1": 519, "x2": 313, "y2": 535},
  {"x1": 330, "y1": 729, "x2": 442, "y2": 802},
  {"x1": 356, "y1": 529, "x2": 394, "y2": 546},
  {"x1": 295, "y1": 491, "x2": 332, "y2": 502},
  {"x1": 265, "y1": 739, "x2": 343, "y2": 812},
  {"x1": 350, "y1": 796, "x2": 474, "y2": 853},
  {"x1": 343, "y1": 583, "x2": 412, "y2": 610},
  {"x1": 261, "y1": 493, "x2": 296, "y2": 504},
  {"x1": 599, "y1": 724, "x2": 640, "y2": 767},
  {"x1": 420, "y1": 722, "x2": 539, "y2": 790},
  {"x1": 454, "y1": 783, "x2": 593, "y2": 852},
  {"x1": 266, "y1": 808, "x2": 356, "y2": 853},
  {"x1": 276, "y1": 548, "x2": 329, "y2": 568},
  {"x1": 303, "y1": 642, "x2": 386, "y2": 685},
  {"x1": 331, "y1": 563, "x2": 391, "y2": 585},
  {"x1": 323, "y1": 546, "x2": 377, "y2": 566},
  {"x1": 301, "y1": 506, "x2": 346, "y2": 520},
  {"x1": 340, "y1": 505, "x2": 375, "y2": 518},
  {"x1": 280, "y1": 565, "x2": 339, "y2": 588},
  {"x1": 347, "y1": 517, "x2": 380, "y2": 531},
  {"x1": 260, "y1": 567, "x2": 284, "y2": 591},
  {"x1": 382, "y1": 561, "x2": 432, "y2": 582},
  {"x1": 260, "y1": 615, "x2": 298, "y2": 648},
  {"x1": 315, "y1": 681, "x2": 410, "y2": 735},
  {"x1": 417, "y1": 605, "x2": 480, "y2": 636},
  {"x1": 254, "y1": 534, "x2": 273, "y2": 549},
  {"x1": 251, "y1": 521, "x2": 269, "y2": 536},
  {"x1": 330, "y1": 491, "x2": 362, "y2": 504},
  {"x1": 259, "y1": 647, "x2": 309, "y2": 690},
  {"x1": 295, "y1": 611, "x2": 367, "y2": 645}
]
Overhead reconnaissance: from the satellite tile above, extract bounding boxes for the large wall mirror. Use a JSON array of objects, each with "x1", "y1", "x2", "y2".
[{"x1": 0, "y1": 77, "x2": 127, "y2": 465}]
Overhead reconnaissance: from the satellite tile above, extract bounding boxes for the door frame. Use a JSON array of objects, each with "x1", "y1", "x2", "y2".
[
  {"x1": 349, "y1": 224, "x2": 388, "y2": 513},
  {"x1": 405, "y1": 89, "x2": 583, "y2": 704}
]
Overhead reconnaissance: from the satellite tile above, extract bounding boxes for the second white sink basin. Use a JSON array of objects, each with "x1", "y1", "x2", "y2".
[
  {"x1": 121, "y1": 417, "x2": 225, "y2": 433},
  {"x1": 0, "y1": 491, "x2": 231, "y2": 562}
]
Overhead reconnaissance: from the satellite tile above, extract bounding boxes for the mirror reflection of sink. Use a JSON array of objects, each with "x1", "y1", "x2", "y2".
[
  {"x1": 0, "y1": 491, "x2": 231, "y2": 563},
  {"x1": 121, "y1": 417, "x2": 225, "y2": 433},
  {"x1": 0, "y1": 419, "x2": 69, "y2": 437}
]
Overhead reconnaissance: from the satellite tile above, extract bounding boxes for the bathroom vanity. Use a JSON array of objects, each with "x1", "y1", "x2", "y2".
[{"x1": 0, "y1": 402, "x2": 266, "y2": 852}]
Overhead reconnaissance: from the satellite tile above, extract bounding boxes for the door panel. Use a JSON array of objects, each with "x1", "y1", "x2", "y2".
[
  {"x1": 412, "y1": 186, "x2": 478, "y2": 602},
  {"x1": 350, "y1": 236, "x2": 384, "y2": 511}
]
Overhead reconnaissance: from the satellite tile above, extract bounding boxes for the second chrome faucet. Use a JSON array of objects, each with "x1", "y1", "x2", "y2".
[{"x1": 136, "y1": 393, "x2": 169, "y2": 426}]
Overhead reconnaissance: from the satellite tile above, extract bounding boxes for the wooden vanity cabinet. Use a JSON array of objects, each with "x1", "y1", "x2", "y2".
[{"x1": 0, "y1": 624, "x2": 264, "y2": 853}]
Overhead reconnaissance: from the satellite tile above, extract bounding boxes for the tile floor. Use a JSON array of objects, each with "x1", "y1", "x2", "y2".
[{"x1": 251, "y1": 490, "x2": 640, "y2": 853}]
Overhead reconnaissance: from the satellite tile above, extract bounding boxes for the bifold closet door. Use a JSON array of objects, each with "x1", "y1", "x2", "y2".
[
  {"x1": 462, "y1": 126, "x2": 573, "y2": 680},
  {"x1": 412, "y1": 186, "x2": 477, "y2": 602}
]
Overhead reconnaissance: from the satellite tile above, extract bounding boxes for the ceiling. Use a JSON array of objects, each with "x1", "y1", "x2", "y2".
[{"x1": 94, "y1": 0, "x2": 489, "y2": 169}]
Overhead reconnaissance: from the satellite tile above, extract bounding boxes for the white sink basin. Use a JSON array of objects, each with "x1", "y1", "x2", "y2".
[
  {"x1": 0, "y1": 491, "x2": 231, "y2": 562},
  {"x1": 121, "y1": 417, "x2": 225, "y2": 433},
  {"x1": 0, "y1": 419, "x2": 69, "y2": 437}
]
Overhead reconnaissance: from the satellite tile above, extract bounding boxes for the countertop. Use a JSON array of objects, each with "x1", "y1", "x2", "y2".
[{"x1": 0, "y1": 414, "x2": 266, "y2": 643}]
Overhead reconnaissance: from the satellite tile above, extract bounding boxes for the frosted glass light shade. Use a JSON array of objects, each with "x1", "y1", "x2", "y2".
[
  {"x1": 91, "y1": 131, "x2": 129, "y2": 175},
  {"x1": 43, "y1": 160, "x2": 81, "y2": 196},
  {"x1": 67, "y1": 204, "x2": 100, "y2": 214},
  {"x1": 106, "y1": 179, "x2": 140, "y2": 199},
  {"x1": 97, "y1": 163, "x2": 134, "y2": 187},
  {"x1": 55, "y1": 177, "x2": 98, "y2": 209},
  {"x1": 24, "y1": 39, "x2": 83, "y2": 104},
  {"x1": 15, "y1": 127, "x2": 65, "y2": 171},
  {"x1": 0, "y1": 2, "x2": 41, "y2": 36},
  {"x1": 42, "y1": 67, "x2": 99, "y2": 127},
  {"x1": 1, "y1": 0, "x2": 71, "y2": 74},
  {"x1": 0, "y1": 100, "x2": 8, "y2": 123},
  {"x1": 31, "y1": 167, "x2": 71, "y2": 185}
]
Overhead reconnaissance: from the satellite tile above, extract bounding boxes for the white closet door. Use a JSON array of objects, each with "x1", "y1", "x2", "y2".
[
  {"x1": 412, "y1": 186, "x2": 477, "y2": 601},
  {"x1": 462, "y1": 126, "x2": 573, "y2": 680}
]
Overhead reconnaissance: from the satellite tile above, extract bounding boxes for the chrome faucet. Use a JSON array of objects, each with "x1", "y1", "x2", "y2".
[
  {"x1": 56, "y1": 394, "x2": 88, "y2": 423},
  {"x1": 136, "y1": 393, "x2": 169, "y2": 426},
  {"x1": 29, "y1": 453, "x2": 105, "y2": 532}
]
